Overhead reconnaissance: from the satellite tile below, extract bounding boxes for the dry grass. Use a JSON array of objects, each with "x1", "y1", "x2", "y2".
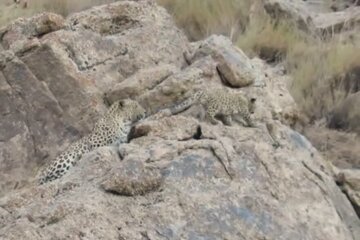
[
  {"x1": 304, "y1": 125, "x2": 360, "y2": 168},
  {"x1": 287, "y1": 35, "x2": 360, "y2": 119},
  {"x1": 157, "y1": 0, "x2": 252, "y2": 41}
]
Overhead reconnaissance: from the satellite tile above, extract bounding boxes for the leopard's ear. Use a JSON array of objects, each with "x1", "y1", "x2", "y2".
[{"x1": 250, "y1": 98, "x2": 256, "y2": 103}]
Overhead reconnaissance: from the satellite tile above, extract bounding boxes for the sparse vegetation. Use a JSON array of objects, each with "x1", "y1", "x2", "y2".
[
  {"x1": 157, "y1": 0, "x2": 252, "y2": 41},
  {"x1": 288, "y1": 37, "x2": 360, "y2": 119},
  {"x1": 1, "y1": 0, "x2": 359, "y2": 122}
]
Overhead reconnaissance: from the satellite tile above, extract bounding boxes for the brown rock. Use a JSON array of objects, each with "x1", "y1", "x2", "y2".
[
  {"x1": 186, "y1": 35, "x2": 256, "y2": 88},
  {"x1": 101, "y1": 160, "x2": 163, "y2": 196},
  {"x1": 105, "y1": 64, "x2": 178, "y2": 104},
  {"x1": 0, "y1": 13, "x2": 65, "y2": 53}
]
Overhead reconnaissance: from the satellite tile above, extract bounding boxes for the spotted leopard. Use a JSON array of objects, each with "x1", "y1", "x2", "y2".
[
  {"x1": 170, "y1": 88, "x2": 256, "y2": 127},
  {"x1": 38, "y1": 99, "x2": 146, "y2": 184}
]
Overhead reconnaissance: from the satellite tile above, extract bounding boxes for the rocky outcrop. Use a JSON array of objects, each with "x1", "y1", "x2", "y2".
[
  {"x1": 0, "y1": 1, "x2": 360, "y2": 239},
  {"x1": 0, "y1": 0, "x2": 188, "y2": 197},
  {"x1": 264, "y1": 0, "x2": 360, "y2": 35}
]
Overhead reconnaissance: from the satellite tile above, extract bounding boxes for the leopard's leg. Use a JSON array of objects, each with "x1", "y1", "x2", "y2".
[
  {"x1": 206, "y1": 109, "x2": 221, "y2": 125},
  {"x1": 220, "y1": 115, "x2": 233, "y2": 126},
  {"x1": 233, "y1": 111, "x2": 256, "y2": 127},
  {"x1": 244, "y1": 114, "x2": 255, "y2": 127}
]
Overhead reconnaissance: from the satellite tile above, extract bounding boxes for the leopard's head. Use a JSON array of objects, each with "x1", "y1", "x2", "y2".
[{"x1": 111, "y1": 99, "x2": 146, "y2": 123}]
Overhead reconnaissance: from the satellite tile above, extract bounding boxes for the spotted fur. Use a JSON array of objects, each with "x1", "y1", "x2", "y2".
[
  {"x1": 170, "y1": 88, "x2": 256, "y2": 126},
  {"x1": 38, "y1": 99, "x2": 146, "y2": 184}
]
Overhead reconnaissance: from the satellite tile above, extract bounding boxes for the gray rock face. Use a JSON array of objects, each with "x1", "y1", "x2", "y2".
[{"x1": 0, "y1": 1, "x2": 359, "y2": 240}]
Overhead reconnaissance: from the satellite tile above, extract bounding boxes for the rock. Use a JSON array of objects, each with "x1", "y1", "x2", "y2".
[
  {"x1": 0, "y1": 13, "x2": 66, "y2": 54},
  {"x1": 101, "y1": 160, "x2": 163, "y2": 196},
  {"x1": 263, "y1": 0, "x2": 315, "y2": 31},
  {"x1": 105, "y1": 64, "x2": 178, "y2": 104},
  {"x1": 136, "y1": 56, "x2": 221, "y2": 114},
  {"x1": 327, "y1": 92, "x2": 360, "y2": 134},
  {"x1": 264, "y1": 0, "x2": 360, "y2": 35},
  {"x1": 336, "y1": 168, "x2": 360, "y2": 218},
  {"x1": 331, "y1": 0, "x2": 360, "y2": 11},
  {"x1": 313, "y1": 7, "x2": 360, "y2": 35},
  {"x1": 186, "y1": 35, "x2": 256, "y2": 88}
]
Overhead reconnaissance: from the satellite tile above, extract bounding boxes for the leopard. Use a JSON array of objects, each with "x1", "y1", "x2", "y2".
[
  {"x1": 169, "y1": 88, "x2": 256, "y2": 127},
  {"x1": 37, "y1": 99, "x2": 146, "y2": 184}
]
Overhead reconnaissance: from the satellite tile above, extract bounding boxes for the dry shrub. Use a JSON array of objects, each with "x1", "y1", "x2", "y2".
[
  {"x1": 157, "y1": 0, "x2": 252, "y2": 41},
  {"x1": 304, "y1": 126, "x2": 360, "y2": 168},
  {"x1": 287, "y1": 36, "x2": 360, "y2": 119},
  {"x1": 237, "y1": 15, "x2": 303, "y2": 61}
]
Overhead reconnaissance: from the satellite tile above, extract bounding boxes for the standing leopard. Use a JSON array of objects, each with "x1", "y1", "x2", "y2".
[
  {"x1": 170, "y1": 88, "x2": 256, "y2": 127},
  {"x1": 37, "y1": 99, "x2": 146, "y2": 184}
]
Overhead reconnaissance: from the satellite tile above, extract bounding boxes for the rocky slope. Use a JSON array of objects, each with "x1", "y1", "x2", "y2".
[{"x1": 0, "y1": 1, "x2": 359, "y2": 239}]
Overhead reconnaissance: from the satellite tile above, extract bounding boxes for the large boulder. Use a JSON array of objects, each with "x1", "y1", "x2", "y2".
[
  {"x1": 184, "y1": 35, "x2": 259, "y2": 88},
  {"x1": 0, "y1": 1, "x2": 359, "y2": 240}
]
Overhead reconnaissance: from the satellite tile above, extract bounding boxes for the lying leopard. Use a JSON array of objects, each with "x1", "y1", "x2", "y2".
[
  {"x1": 38, "y1": 99, "x2": 146, "y2": 184},
  {"x1": 170, "y1": 88, "x2": 256, "y2": 127}
]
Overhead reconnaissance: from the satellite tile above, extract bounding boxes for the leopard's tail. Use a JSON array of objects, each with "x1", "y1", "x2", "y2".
[{"x1": 170, "y1": 90, "x2": 203, "y2": 115}]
